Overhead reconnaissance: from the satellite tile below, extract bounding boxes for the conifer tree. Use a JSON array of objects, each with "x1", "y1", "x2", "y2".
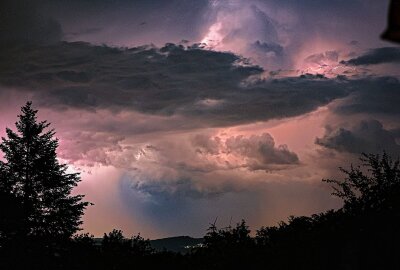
[{"x1": 0, "y1": 102, "x2": 89, "y2": 240}]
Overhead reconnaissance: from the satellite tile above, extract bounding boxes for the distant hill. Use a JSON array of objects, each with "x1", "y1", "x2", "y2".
[{"x1": 150, "y1": 236, "x2": 204, "y2": 253}]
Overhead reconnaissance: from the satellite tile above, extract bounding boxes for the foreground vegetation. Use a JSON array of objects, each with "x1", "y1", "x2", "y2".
[{"x1": 1, "y1": 103, "x2": 399, "y2": 269}]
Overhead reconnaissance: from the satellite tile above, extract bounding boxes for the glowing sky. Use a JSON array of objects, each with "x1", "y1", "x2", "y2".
[{"x1": 1, "y1": 0, "x2": 400, "y2": 238}]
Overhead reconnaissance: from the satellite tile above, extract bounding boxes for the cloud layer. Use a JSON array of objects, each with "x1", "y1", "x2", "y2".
[
  {"x1": 0, "y1": 42, "x2": 352, "y2": 128},
  {"x1": 316, "y1": 119, "x2": 400, "y2": 156}
]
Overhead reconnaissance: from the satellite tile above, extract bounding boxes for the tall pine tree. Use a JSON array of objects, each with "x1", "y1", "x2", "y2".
[{"x1": 0, "y1": 102, "x2": 89, "y2": 241}]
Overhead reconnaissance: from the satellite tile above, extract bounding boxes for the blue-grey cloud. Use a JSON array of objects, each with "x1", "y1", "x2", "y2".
[
  {"x1": 341, "y1": 47, "x2": 400, "y2": 66},
  {"x1": 250, "y1": 41, "x2": 284, "y2": 57},
  {"x1": 224, "y1": 133, "x2": 299, "y2": 168},
  {"x1": 316, "y1": 119, "x2": 400, "y2": 156},
  {"x1": 334, "y1": 77, "x2": 400, "y2": 116}
]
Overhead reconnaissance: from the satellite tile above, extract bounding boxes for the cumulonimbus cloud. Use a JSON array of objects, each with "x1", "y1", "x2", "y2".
[{"x1": 0, "y1": 0, "x2": 397, "y2": 238}]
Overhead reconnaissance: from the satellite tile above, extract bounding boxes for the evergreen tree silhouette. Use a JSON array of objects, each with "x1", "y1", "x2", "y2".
[{"x1": 0, "y1": 102, "x2": 89, "y2": 243}]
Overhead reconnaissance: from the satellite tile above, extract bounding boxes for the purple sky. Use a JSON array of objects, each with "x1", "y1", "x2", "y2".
[{"x1": 1, "y1": 0, "x2": 399, "y2": 238}]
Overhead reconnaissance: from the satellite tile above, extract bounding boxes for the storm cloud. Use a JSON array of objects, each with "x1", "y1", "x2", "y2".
[
  {"x1": 316, "y1": 119, "x2": 400, "y2": 156},
  {"x1": 334, "y1": 77, "x2": 400, "y2": 116},
  {"x1": 341, "y1": 47, "x2": 400, "y2": 66},
  {"x1": 0, "y1": 0, "x2": 398, "y2": 238},
  {"x1": 0, "y1": 42, "x2": 351, "y2": 128}
]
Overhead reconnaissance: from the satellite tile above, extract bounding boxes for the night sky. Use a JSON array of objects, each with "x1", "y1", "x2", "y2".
[{"x1": 1, "y1": 0, "x2": 399, "y2": 238}]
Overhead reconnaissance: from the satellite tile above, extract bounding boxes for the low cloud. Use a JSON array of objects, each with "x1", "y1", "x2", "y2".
[
  {"x1": 334, "y1": 77, "x2": 400, "y2": 116},
  {"x1": 341, "y1": 47, "x2": 400, "y2": 66},
  {"x1": 194, "y1": 133, "x2": 299, "y2": 171},
  {"x1": 224, "y1": 133, "x2": 299, "y2": 169},
  {"x1": 316, "y1": 119, "x2": 400, "y2": 156},
  {"x1": 65, "y1": 129, "x2": 300, "y2": 172},
  {"x1": 250, "y1": 41, "x2": 284, "y2": 57},
  {"x1": 60, "y1": 130, "x2": 299, "y2": 199},
  {"x1": 58, "y1": 131, "x2": 126, "y2": 167}
]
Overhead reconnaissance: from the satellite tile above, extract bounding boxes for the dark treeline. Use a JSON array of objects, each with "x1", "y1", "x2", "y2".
[{"x1": 1, "y1": 102, "x2": 400, "y2": 270}]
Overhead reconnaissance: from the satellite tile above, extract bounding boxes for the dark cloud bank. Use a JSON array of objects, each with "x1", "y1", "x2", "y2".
[
  {"x1": 0, "y1": 41, "x2": 352, "y2": 128},
  {"x1": 342, "y1": 47, "x2": 400, "y2": 66},
  {"x1": 1, "y1": 40, "x2": 400, "y2": 158},
  {"x1": 3, "y1": 46, "x2": 400, "y2": 113}
]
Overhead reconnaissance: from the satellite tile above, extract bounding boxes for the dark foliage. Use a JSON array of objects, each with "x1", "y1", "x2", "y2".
[{"x1": 324, "y1": 152, "x2": 400, "y2": 214}]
